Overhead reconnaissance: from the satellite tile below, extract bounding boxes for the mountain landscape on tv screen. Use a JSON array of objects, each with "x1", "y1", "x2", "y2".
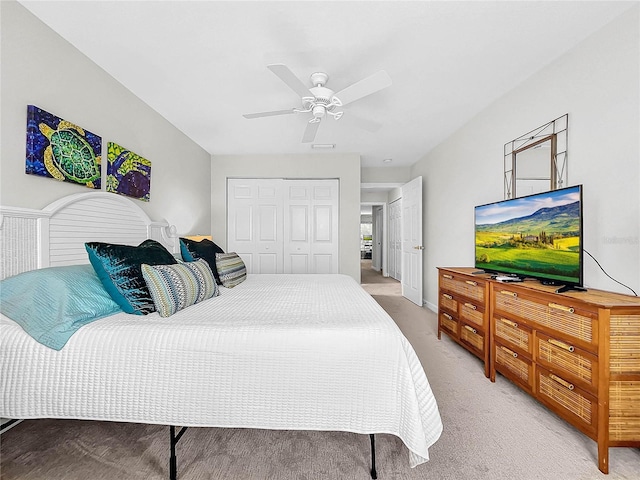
[{"x1": 475, "y1": 201, "x2": 580, "y2": 282}]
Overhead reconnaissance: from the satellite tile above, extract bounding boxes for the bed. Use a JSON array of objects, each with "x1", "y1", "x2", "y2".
[{"x1": 0, "y1": 192, "x2": 443, "y2": 479}]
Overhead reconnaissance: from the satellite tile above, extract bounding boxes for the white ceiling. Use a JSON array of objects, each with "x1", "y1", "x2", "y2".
[{"x1": 19, "y1": 1, "x2": 634, "y2": 168}]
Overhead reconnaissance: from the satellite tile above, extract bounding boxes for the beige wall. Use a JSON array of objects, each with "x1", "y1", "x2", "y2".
[
  {"x1": 0, "y1": 1, "x2": 211, "y2": 235},
  {"x1": 412, "y1": 7, "x2": 640, "y2": 308},
  {"x1": 212, "y1": 153, "x2": 362, "y2": 282},
  {"x1": 361, "y1": 166, "x2": 410, "y2": 184}
]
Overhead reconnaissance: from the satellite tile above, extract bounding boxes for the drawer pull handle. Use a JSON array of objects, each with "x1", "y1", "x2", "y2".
[
  {"x1": 500, "y1": 290, "x2": 518, "y2": 298},
  {"x1": 549, "y1": 374, "x2": 575, "y2": 391},
  {"x1": 443, "y1": 274, "x2": 453, "y2": 279},
  {"x1": 464, "y1": 325, "x2": 477, "y2": 334},
  {"x1": 465, "y1": 280, "x2": 478, "y2": 286},
  {"x1": 443, "y1": 312, "x2": 453, "y2": 320},
  {"x1": 548, "y1": 302, "x2": 575, "y2": 314},
  {"x1": 548, "y1": 338, "x2": 575, "y2": 353},
  {"x1": 499, "y1": 318, "x2": 518, "y2": 328},
  {"x1": 443, "y1": 293, "x2": 453, "y2": 300},
  {"x1": 464, "y1": 303, "x2": 477, "y2": 310},
  {"x1": 500, "y1": 346, "x2": 518, "y2": 358}
]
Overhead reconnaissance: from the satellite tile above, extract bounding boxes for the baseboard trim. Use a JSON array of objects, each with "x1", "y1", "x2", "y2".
[{"x1": 424, "y1": 300, "x2": 437, "y2": 313}]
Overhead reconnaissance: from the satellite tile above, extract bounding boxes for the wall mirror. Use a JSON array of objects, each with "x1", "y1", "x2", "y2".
[{"x1": 504, "y1": 114, "x2": 568, "y2": 199}]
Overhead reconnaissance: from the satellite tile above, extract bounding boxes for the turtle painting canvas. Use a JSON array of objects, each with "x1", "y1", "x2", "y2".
[
  {"x1": 26, "y1": 105, "x2": 102, "y2": 189},
  {"x1": 106, "y1": 142, "x2": 151, "y2": 202}
]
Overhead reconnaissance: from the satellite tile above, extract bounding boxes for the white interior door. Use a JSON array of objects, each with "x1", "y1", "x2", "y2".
[
  {"x1": 283, "y1": 179, "x2": 339, "y2": 274},
  {"x1": 401, "y1": 176, "x2": 423, "y2": 305},
  {"x1": 227, "y1": 178, "x2": 283, "y2": 273}
]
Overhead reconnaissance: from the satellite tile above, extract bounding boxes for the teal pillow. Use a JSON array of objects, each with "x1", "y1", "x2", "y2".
[
  {"x1": 141, "y1": 259, "x2": 219, "y2": 317},
  {"x1": 85, "y1": 239, "x2": 177, "y2": 315},
  {"x1": 0, "y1": 264, "x2": 122, "y2": 350},
  {"x1": 180, "y1": 237, "x2": 224, "y2": 285},
  {"x1": 215, "y1": 252, "x2": 247, "y2": 288}
]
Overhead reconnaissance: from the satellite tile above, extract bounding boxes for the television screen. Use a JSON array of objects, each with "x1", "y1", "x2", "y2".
[{"x1": 474, "y1": 185, "x2": 583, "y2": 286}]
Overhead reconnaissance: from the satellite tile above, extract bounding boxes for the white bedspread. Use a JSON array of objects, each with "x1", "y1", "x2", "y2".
[{"x1": 1, "y1": 274, "x2": 442, "y2": 467}]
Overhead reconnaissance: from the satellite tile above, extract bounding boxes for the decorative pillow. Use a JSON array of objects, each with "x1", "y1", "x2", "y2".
[
  {"x1": 215, "y1": 252, "x2": 247, "y2": 288},
  {"x1": 0, "y1": 264, "x2": 122, "y2": 350},
  {"x1": 141, "y1": 259, "x2": 219, "y2": 317},
  {"x1": 85, "y1": 239, "x2": 177, "y2": 315},
  {"x1": 180, "y1": 237, "x2": 225, "y2": 285}
]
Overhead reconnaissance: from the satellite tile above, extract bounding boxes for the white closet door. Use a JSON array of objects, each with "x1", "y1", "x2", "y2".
[
  {"x1": 283, "y1": 179, "x2": 339, "y2": 274},
  {"x1": 227, "y1": 178, "x2": 283, "y2": 273}
]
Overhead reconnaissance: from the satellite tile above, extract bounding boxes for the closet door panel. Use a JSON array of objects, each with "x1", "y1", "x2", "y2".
[
  {"x1": 289, "y1": 254, "x2": 309, "y2": 274},
  {"x1": 233, "y1": 205, "x2": 253, "y2": 242}
]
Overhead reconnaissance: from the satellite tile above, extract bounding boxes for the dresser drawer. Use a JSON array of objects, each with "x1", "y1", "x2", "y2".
[
  {"x1": 440, "y1": 273, "x2": 485, "y2": 303},
  {"x1": 460, "y1": 323, "x2": 484, "y2": 354},
  {"x1": 440, "y1": 292, "x2": 458, "y2": 313},
  {"x1": 460, "y1": 301, "x2": 484, "y2": 328},
  {"x1": 495, "y1": 342, "x2": 533, "y2": 392},
  {"x1": 537, "y1": 366, "x2": 597, "y2": 437},
  {"x1": 439, "y1": 311, "x2": 458, "y2": 337},
  {"x1": 495, "y1": 315, "x2": 532, "y2": 356},
  {"x1": 494, "y1": 288, "x2": 597, "y2": 350},
  {"x1": 536, "y1": 332, "x2": 598, "y2": 394}
]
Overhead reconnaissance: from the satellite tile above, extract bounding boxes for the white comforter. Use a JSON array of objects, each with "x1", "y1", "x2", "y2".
[{"x1": 1, "y1": 274, "x2": 442, "y2": 467}]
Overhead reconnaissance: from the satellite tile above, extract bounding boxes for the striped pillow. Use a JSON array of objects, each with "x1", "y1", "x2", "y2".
[
  {"x1": 141, "y1": 259, "x2": 219, "y2": 317},
  {"x1": 215, "y1": 252, "x2": 247, "y2": 288}
]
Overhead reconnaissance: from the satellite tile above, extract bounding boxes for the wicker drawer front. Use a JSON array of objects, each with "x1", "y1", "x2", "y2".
[
  {"x1": 440, "y1": 312, "x2": 458, "y2": 337},
  {"x1": 536, "y1": 333, "x2": 597, "y2": 393},
  {"x1": 610, "y1": 314, "x2": 640, "y2": 374},
  {"x1": 537, "y1": 367, "x2": 597, "y2": 435},
  {"x1": 441, "y1": 274, "x2": 485, "y2": 302},
  {"x1": 460, "y1": 301, "x2": 484, "y2": 327},
  {"x1": 496, "y1": 343, "x2": 533, "y2": 391},
  {"x1": 609, "y1": 381, "x2": 640, "y2": 441},
  {"x1": 495, "y1": 289, "x2": 595, "y2": 346},
  {"x1": 440, "y1": 293, "x2": 458, "y2": 313},
  {"x1": 460, "y1": 324, "x2": 484, "y2": 353},
  {"x1": 495, "y1": 316, "x2": 532, "y2": 355}
]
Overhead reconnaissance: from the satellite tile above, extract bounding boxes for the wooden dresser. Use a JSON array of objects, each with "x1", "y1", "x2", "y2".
[
  {"x1": 437, "y1": 267, "x2": 640, "y2": 474},
  {"x1": 437, "y1": 267, "x2": 490, "y2": 378}
]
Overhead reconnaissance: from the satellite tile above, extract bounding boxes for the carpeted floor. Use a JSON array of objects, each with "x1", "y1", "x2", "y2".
[{"x1": 1, "y1": 261, "x2": 639, "y2": 479}]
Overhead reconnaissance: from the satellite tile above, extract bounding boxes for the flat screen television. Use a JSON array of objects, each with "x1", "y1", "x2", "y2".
[{"x1": 474, "y1": 185, "x2": 583, "y2": 290}]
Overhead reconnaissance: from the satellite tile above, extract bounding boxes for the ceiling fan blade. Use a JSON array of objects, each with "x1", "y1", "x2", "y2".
[
  {"x1": 301, "y1": 120, "x2": 321, "y2": 143},
  {"x1": 333, "y1": 70, "x2": 392, "y2": 106},
  {"x1": 267, "y1": 64, "x2": 311, "y2": 98},
  {"x1": 243, "y1": 109, "x2": 296, "y2": 119}
]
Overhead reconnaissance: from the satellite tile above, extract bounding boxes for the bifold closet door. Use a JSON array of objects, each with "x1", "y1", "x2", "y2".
[
  {"x1": 227, "y1": 178, "x2": 283, "y2": 273},
  {"x1": 283, "y1": 179, "x2": 339, "y2": 274},
  {"x1": 227, "y1": 178, "x2": 338, "y2": 274}
]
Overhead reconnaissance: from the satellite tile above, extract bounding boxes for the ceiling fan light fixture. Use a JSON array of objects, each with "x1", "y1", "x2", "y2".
[
  {"x1": 243, "y1": 64, "x2": 392, "y2": 144},
  {"x1": 312, "y1": 105, "x2": 326, "y2": 118}
]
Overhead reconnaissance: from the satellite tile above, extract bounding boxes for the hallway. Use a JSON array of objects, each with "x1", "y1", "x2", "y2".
[{"x1": 360, "y1": 258, "x2": 406, "y2": 311}]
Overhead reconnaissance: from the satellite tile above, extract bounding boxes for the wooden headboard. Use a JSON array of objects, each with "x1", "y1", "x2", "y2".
[{"x1": 0, "y1": 192, "x2": 177, "y2": 280}]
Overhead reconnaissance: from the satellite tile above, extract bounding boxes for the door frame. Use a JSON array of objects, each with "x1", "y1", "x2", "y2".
[{"x1": 360, "y1": 201, "x2": 387, "y2": 277}]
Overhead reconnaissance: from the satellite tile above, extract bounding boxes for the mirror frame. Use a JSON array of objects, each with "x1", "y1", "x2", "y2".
[{"x1": 504, "y1": 114, "x2": 568, "y2": 199}]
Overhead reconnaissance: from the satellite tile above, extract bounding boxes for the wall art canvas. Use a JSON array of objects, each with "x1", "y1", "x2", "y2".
[
  {"x1": 26, "y1": 105, "x2": 102, "y2": 189},
  {"x1": 106, "y1": 142, "x2": 152, "y2": 202}
]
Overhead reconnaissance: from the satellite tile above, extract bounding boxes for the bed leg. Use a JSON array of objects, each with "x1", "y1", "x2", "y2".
[
  {"x1": 170, "y1": 426, "x2": 177, "y2": 480},
  {"x1": 169, "y1": 426, "x2": 188, "y2": 480},
  {"x1": 369, "y1": 434, "x2": 377, "y2": 479}
]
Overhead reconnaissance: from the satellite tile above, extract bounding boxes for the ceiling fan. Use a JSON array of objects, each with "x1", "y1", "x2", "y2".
[{"x1": 243, "y1": 64, "x2": 392, "y2": 143}]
